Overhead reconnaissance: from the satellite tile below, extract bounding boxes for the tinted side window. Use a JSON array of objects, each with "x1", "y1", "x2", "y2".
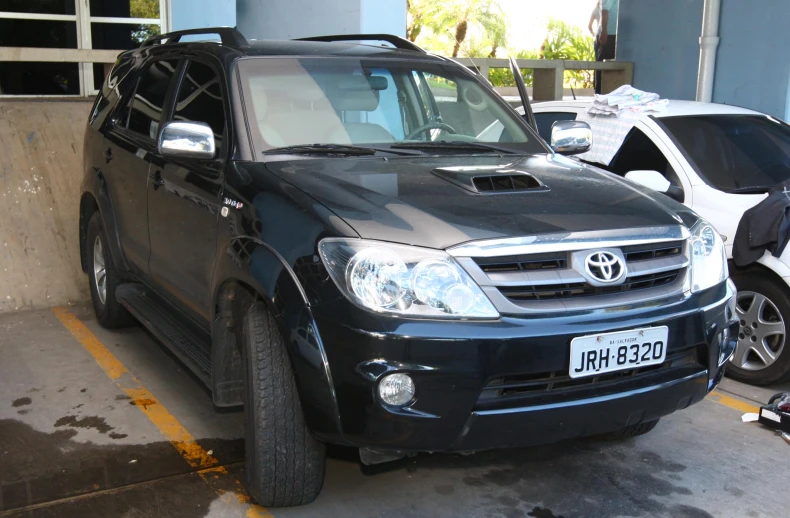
[
  {"x1": 173, "y1": 60, "x2": 226, "y2": 149},
  {"x1": 610, "y1": 127, "x2": 681, "y2": 183},
  {"x1": 127, "y1": 59, "x2": 179, "y2": 139},
  {"x1": 535, "y1": 112, "x2": 577, "y2": 142}
]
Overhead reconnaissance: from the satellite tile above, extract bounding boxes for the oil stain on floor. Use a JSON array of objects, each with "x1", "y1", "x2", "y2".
[{"x1": 0, "y1": 418, "x2": 244, "y2": 516}]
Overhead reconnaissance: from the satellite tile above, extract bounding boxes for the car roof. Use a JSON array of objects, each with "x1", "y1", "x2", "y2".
[{"x1": 531, "y1": 99, "x2": 765, "y2": 118}]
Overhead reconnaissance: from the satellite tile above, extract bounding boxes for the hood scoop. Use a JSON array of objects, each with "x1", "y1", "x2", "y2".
[{"x1": 432, "y1": 165, "x2": 549, "y2": 194}]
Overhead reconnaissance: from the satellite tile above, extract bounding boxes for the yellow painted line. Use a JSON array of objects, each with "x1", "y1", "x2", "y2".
[
  {"x1": 708, "y1": 390, "x2": 760, "y2": 414},
  {"x1": 52, "y1": 307, "x2": 271, "y2": 518}
]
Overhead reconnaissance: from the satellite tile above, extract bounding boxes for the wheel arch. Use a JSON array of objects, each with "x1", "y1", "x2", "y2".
[
  {"x1": 209, "y1": 239, "x2": 344, "y2": 442},
  {"x1": 729, "y1": 259, "x2": 790, "y2": 289},
  {"x1": 79, "y1": 192, "x2": 100, "y2": 273},
  {"x1": 79, "y1": 170, "x2": 128, "y2": 275}
]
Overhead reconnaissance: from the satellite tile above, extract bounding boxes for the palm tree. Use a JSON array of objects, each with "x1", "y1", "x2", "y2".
[{"x1": 408, "y1": 0, "x2": 508, "y2": 58}]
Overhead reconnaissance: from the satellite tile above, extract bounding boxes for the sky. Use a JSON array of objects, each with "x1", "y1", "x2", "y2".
[{"x1": 498, "y1": 0, "x2": 599, "y2": 51}]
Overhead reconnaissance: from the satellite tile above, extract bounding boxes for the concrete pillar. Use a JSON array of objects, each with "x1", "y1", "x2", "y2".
[
  {"x1": 532, "y1": 66, "x2": 564, "y2": 101},
  {"x1": 237, "y1": 0, "x2": 406, "y2": 40}
]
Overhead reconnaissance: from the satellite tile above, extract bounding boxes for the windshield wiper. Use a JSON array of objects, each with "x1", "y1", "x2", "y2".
[
  {"x1": 730, "y1": 186, "x2": 771, "y2": 194},
  {"x1": 390, "y1": 141, "x2": 517, "y2": 154},
  {"x1": 263, "y1": 144, "x2": 378, "y2": 156},
  {"x1": 262, "y1": 143, "x2": 424, "y2": 157}
]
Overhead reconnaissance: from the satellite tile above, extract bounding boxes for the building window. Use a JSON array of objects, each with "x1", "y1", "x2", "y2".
[{"x1": 0, "y1": 0, "x2": 169, "y2": 96}]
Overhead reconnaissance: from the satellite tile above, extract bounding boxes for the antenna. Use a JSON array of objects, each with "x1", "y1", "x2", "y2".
[{"x1": 451, "y1": 29, "x2": 484, "y2": 79}]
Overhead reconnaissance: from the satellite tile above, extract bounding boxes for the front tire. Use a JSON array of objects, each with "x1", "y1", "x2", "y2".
[
  {"x1": 85, "y1": 212, "x2": 132, "y2": 328},
  {"x1": 727, "y1": 269, "x2": 790, "y2": 385},
  {"x1": 242, "y1": 302, "x2": 325, "y2": 507}
]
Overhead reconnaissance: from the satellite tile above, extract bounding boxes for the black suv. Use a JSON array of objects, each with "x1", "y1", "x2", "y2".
[{"x1": 80, "y1": 28, "x2": 738, "y2": 506}]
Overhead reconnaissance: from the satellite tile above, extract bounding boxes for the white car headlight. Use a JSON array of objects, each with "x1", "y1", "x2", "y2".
[
  {"x1": 319, "y1": 238, "x2": 499, "y2": 319},
  {"x1": 689, "y1": 218, "x2": 728, "y2": 293}
]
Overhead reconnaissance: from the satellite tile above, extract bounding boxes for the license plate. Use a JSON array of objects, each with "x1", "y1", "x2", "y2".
[{"x1": 569, "y1": 326, "x2": 668, "y2": 379}]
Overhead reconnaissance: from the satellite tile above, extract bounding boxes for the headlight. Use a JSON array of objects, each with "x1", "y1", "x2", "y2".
[
  {"x1": 318, "y1": 238, "x2": 499, "y2": 319},
  {"x1": 689, "y1": 218, "x2": 728, "y2": 293}
]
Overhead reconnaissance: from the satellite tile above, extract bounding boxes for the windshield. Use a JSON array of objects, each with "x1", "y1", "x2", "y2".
[
  {"x1": 660, "y1": 115, "x2": 790, "y2": 192},
  {"x1": 237, "y1": 57, "x2": 543, "y2": 156}
]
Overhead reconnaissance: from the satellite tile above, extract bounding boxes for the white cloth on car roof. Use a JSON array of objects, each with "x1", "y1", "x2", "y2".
[{"x1": 587, "y1": 84, "x2": 668, "y2": 117}]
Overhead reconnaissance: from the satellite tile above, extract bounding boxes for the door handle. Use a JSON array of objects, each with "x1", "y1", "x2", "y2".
[
  {"x1": 104, "y1": 148, "x2": 114, "y2": 164},
  {"x1": 150, "y1": 170, "x2": 164, "y2": 190}
]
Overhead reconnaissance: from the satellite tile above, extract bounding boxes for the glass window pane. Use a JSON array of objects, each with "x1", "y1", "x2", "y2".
[
  {"x1": 127, "y1": 59, "x2": 178, "y2": 138},
  {"x1": 0, "y1": 0, "x2": 75, "y2": 15},
  {"x1": 93, "y1": 62, "x2": 111, "y2": 91},
  {"x1": 91, "y1": 22, "x2": 159, "y2": 49},
  {"x1": 662, "y1": 115, "x2": 790, "y2": 192},
  {"x1": 0, "y1": 62, "x2": 79, "y2": 95},
  {"x1": 89, "y1": 0, "x2": 160, "y2": 18},
  {"x1": 173, "y1": 61, "x2": 226, "y2": 148},
  {"x1": 0, "y1": 19, "x2": 77, "y2": 48}
]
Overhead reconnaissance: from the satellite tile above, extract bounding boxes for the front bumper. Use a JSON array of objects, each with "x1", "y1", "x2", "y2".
[{"x1": 310, "y1": 280, "x2": 737, "y2": 452}]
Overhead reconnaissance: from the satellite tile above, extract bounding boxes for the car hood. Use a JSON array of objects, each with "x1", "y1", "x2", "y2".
[{"x1": 259, "y1": 154, "x2": 686, "y2": 250}]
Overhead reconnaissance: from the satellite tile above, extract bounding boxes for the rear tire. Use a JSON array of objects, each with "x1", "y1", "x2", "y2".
[
  {"x1": 242, "y1": 302, "x2": 325, "y2": 507},
  {"x1": 597, "y1": 419, "x2": 659, "y2": 441},
  {"x1": 86, "y1": 212, "x2": 133, "y2": 329},
  {"x1": 727, "y1": 269, "x2": 790, "y2": 386}
]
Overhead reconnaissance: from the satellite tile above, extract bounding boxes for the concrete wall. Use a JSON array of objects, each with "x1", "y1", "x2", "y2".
[
  {"x1": 170, "y1": 0, "x2": 236, "y2": 32},
  {"x1": 237, "y1": 0, "x2": 406, "y2": 40},
  {"x1": 0, "y1": 101, "x2": 92, "y2": 312},
  {"x1": 714, "y1": 0, "x2": 790, "y2": 120},
  {"x1": 616, "y1": 0, "x2": 703, "y2": 101}
]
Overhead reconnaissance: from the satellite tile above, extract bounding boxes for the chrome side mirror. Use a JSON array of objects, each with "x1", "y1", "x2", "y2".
[
  {"x1": 550, "y1": 120, "x2": 592, "y2": 155},
  {"x1": 158, "y1": 121, "x2": 216, "y2": 159},
  {"x1": 625, "y1": 170, "x2": 671, "y2": 193}
]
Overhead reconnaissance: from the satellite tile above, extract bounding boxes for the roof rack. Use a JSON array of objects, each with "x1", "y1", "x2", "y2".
[
  {"x1": 142, "y1": 27, "x2": 248, "y2": 48},
  {"x1": 295, "y1": 34, "x2": 425, "y2": 53}
]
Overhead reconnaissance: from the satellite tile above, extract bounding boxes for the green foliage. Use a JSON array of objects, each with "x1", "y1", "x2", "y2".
[
  {"x1": 539, "y1": 18, "x2": 595, "y2": 88},
  {"x1": 406, "y1": 5, "x2": 596, "y2": 89},
  {"x1": 488, "y1": 50, "x2": 539, "y2": 87},
  {"x1": 130, "y1": 0, "x2": 159, "y2": 18},
  {"x1": 408, "y1": 0, "x2": 507, "y2": 58},
  {"x1": 130, "y1": 0, "x2": 160, "y2": 44}
]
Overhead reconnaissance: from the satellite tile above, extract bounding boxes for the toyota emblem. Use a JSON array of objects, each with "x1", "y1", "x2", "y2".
[{"x1": 585, "y1": 251, "x2": 625, "y2": 283}]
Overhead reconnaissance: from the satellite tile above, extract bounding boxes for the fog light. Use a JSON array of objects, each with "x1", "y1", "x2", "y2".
[{"x1": 378, "y1": 373, "x2": 415, "y2": 406}]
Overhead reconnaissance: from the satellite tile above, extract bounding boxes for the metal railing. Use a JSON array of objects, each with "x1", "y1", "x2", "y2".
[{"x1": 454, "y1": 58, "x2": 634, "y2": 101}]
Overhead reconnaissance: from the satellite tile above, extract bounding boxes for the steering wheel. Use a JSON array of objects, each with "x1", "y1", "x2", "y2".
[{"x1": 405, "y1": 122, "x2": 459, "y2": 141}]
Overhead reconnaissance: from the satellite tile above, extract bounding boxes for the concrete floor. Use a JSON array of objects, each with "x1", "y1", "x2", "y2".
[{"x1": 1, "y1": 305, "x2": 789, "y2": 518}]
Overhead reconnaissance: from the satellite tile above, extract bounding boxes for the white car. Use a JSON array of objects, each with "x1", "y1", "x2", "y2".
[{"x1": 482, "y1": 100, "x2": 790, "y2": 385}]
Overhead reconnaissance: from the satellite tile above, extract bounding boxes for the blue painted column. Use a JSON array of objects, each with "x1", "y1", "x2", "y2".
[
  {"x1": 170, "y1": 0, "x2": 236, "y2": 32},
  {"x1": 236, "y1": 0, "x2": 406, "y2": 40}
]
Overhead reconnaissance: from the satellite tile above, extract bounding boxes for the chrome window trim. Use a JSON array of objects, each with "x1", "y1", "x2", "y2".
[{"x1": 447, "y1": 225, "x2": 690, "y2": 258}]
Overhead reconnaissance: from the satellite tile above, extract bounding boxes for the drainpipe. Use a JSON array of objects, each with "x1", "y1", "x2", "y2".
[{"x1": 696, "y1": 0, "x2": 721, "y2": 102}]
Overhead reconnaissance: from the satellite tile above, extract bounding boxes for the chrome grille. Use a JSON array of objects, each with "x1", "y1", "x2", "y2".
[
  {"x1": 450, "y1": 226, "x2": 690, "y2": 313},
  {"x1": 498, "y1": 270, "x2": 680, "y2": 301}
]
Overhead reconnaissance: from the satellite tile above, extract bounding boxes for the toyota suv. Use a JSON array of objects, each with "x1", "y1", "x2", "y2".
[{"x1": 79, "y1": 28, "x2": 738, "y2": 507}]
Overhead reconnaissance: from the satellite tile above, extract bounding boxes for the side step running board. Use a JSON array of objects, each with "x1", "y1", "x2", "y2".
[{"x1": 116, "y1": 284, "x2": 212, "y2": 387}]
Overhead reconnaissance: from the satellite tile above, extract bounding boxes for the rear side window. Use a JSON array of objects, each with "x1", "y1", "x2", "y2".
[
  {"x1": 127, "y1": 59, "x2": 179, "y2": 139},
  {"x1": 173, "y1": 60, "x2": 226, "y2": 149},
  {"x1": 610, "y1": 127, "x2": 683, "y2": 191},
  {"x1": 534, "y1": 112, "x2": 577, "y2": 142}
]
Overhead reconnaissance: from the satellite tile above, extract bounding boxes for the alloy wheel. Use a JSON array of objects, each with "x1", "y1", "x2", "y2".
[
  {"x1": 93, "y1": 235, "x2": 107, "y2": 306},
  {"x1": 731, "y1": 291, "x2": 785, "y2": 371}
]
